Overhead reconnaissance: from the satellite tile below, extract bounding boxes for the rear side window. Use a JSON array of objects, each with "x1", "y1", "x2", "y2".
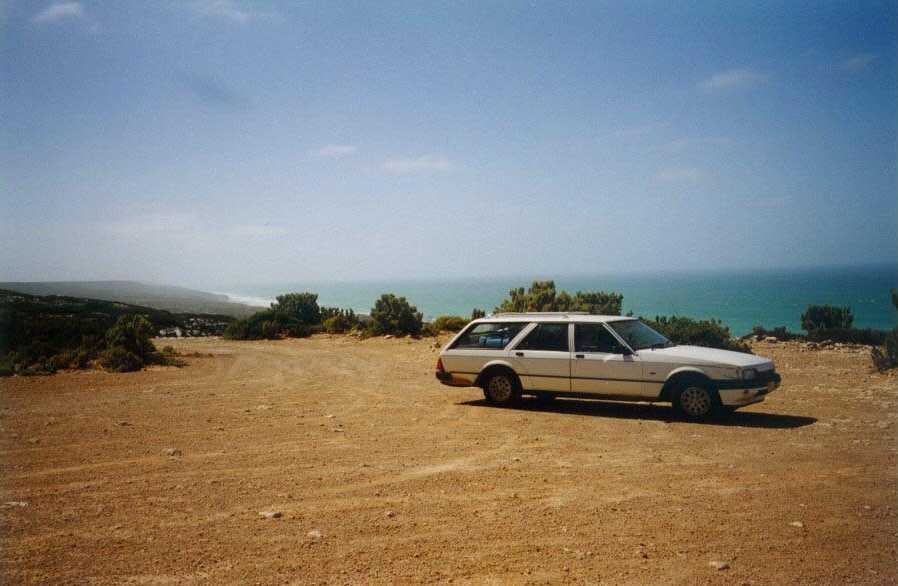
[
  {"x1": 452, "y1": 322, "x2": 526, "y2": 350},
  {"x1": 575, "y1": 323, "x2": 627, "y2": 354},
  {"x1": 516, "y1": 323, "x2": 569, "y2": 352}
]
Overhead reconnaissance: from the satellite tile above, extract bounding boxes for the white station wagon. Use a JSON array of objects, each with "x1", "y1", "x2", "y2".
[{"x1": 435, "y1": 313, "x2": 781, "y2": 419}]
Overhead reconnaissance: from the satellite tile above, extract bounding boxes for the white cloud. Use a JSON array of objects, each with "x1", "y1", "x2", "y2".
[
  {"x1": 657, "y1": 167, "x2": 709, "y2": 183},
  {"x1": 699, "y1": 69, "x2": 768, "y2": 91},
  {"x1": 313, "y1": 145, "x2": 358, "y2": 158},
  {"x1": 837, "y1": 53, "x2": 876, "y2": 73},
  {"x1": 383, "y1": 154, "x2": 452, "y2": 175},
  {"x1": 188, "y1": 0, "x2": 276, "y2": 23},
  {"x1": 31, "y1": 2, "x2": 83, "y2": 24},
  {"x1": 232, "y1": 224, "x2": 288, "y2": 238}
]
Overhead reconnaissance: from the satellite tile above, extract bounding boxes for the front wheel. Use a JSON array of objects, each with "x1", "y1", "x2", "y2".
[
  {"x1": 483, "y1": 372, "x2": 520, "y2": 405},
  {"x1": 674, "y1": 384, "x2": 720, "y2": 419}
]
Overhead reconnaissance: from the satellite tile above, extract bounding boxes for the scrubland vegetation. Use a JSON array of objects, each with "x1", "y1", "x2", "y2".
[
  {"x1": 4, "y1": 282, "x2": 895, "y2": 376},
  {"x1": 0, "y1": 289, "x2": 227, "y2": 376}
]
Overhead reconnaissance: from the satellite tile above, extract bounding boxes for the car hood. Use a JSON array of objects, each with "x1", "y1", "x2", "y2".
[{"x1": 640, "y1": 345, "x2": 770, "y2": 368}]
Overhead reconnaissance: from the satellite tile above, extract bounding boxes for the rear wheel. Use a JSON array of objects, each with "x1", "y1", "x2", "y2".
[
  {"x1": 674, "y1": 384, "x2": 719, "y2": 419},
  {"x1": 483, "y1": 372, "x2": 521, "y2": 405}
]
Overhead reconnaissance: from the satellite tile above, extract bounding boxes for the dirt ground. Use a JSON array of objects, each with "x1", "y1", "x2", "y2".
[{"x1": 1, "y1": 336, "x2": 896, "y2": 585}]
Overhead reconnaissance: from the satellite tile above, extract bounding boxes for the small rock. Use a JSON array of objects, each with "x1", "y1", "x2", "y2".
[
  {"x1": 2, "y1": 501, "x2": 28, "y2": 508},
  {"x1": 383, "y1": 334, "x2": 393, "y2": 339},
  {"x1": 764, "y1": 336, "x2": 778, "y2": 343},
  {"x1": 333, "y1": 428, "x2": 344, "y2": 433},
  {"x1": 162, "y1": 448, "x2": 182, "y2": 457},
  {"x1": 385, "y1": 510, "x2": 396, "y2": 518},
  {"x1": 307, "y1": 529, "x2": 323, "y2": 540},
  {"x1": 709, "y1": 561, "x2": 730, "y2": 571},
  {"x1": 325, "y1": 414, "x2": 336, "y2": 419},
  {"x1": 259, "y1": 511, "x2": 282, "y2": 519},
  {"x1": 512, "y1": 457, "x2": 521, "y2": 462},
  {"x1": 27, "y1": 438, "x2": 40, "y2": 444},
  {"x1": 789, "y1": 521, "x2": 804, "y2": 528},
  {"x1": 117, "y1": 421, "x2": 130, "y2": 427}
]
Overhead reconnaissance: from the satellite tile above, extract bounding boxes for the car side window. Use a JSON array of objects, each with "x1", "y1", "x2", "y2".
[
  {"x1": 452, "y1": 323, "x2": 526, "y2": 350},
  {"x1": 516, "y1": 323, "x2": 569, "y2": 352},
  {"x1": 575, "y1": 323, "x2": 626, "y2": 354}
]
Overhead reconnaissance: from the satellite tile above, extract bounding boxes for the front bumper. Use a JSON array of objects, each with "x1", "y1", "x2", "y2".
[{"x1": 717, "y1": 372, "x2": 781, "y2": 406}]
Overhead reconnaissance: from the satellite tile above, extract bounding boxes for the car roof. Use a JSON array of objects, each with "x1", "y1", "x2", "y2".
[{"x1": 472, "y1": 313, "x2": 635, "y2": 324}]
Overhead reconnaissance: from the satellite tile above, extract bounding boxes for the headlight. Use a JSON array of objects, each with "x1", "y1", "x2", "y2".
[{"x1": 741, "y1": 368, "x2": 757, "y2": 381}]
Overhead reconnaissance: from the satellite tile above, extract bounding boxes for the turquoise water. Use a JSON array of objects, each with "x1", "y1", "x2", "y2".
[{"x1": 223, "y1": 264, "x2": 897, "y2": 336}]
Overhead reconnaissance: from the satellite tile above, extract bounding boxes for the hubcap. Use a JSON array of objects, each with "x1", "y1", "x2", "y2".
[
  {"x1": 680, "y1": 386, "x2": 712, "y2": 416},
  {"x1": 488, "y1": 376, "x2": 513, "y2": 402}
]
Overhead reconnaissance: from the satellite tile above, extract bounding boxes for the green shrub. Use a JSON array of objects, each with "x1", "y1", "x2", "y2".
[
  {"x1": 369, "y1": 294, "x2": 423, "y2": 336},
  {"x1": 105, "y1": 315, "x2": 156, "y2": 359},
  {"x1": 322, "y1": 309, "x2": 359, "y2": 333},
  {"x1": 644, "y1": 315, "x2": 750, "y2": 352},
  {"x1": 272, "y1": 293, "x2": 321, "y2": 325},
  {"x1": 871, "y1": 289, "x2": 898, "y2": 371},
  {"x1": 471, "y1": 308, "x2": 486, "y2": 320},
  {"x1": 430, "y1": 315, "x2": 468, "y2": 333},
  {"x1": 496, "y1": 280, "x2": 623, "y2": 315},
  {"x1": 806, "y1": 328, "x2": 887, "y2": 346},
  {"x1": 871, "y1": 329, "x2": 898, "y2": 371},
  {"x1": 801, "y1": 304, "x2": 854, "y2": 332},
  {"x1": 751, "y1": 325, "x2": 803, "y2": 341},
  {"x1": 0, "y1": 354, "x2": 13, "y2": 377},
  {"x1": 100, "y1": 347, "x2": 144, "y2": 372},
  {"x1": 223, "y1": 308, "x2": 312, "y2": 340}
]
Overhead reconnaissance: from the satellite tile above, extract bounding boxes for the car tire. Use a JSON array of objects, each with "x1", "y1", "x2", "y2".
[
  {"x1": 674, "y1": 383, "x2": 720, "y2": 419},
  {"x1": 483, "y1": 371, "x2": 521, "y2": 405}
]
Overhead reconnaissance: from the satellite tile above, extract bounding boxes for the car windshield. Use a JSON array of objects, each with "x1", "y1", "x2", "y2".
[{"x1": 607, "y1": 319, "x2": 672, "y2": 351}]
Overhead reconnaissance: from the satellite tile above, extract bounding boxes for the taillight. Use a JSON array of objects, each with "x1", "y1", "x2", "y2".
[{"x1": 436, "y1": 357, "x2": 445, "y2": 372}]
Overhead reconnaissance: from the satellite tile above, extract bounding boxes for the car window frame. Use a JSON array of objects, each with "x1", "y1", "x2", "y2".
[
  {"x1": 449, "y1": 321, "x2": 531, "y2": 351},
  {"x1": 512, "y1": 322, "x2": 571, "y2": 353},
  {"x1": 573, "y1": 322, "x2": 634, "y2": 355}
]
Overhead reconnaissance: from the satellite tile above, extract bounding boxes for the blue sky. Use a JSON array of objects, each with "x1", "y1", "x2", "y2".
[{"x1": 2, "y1": 1, "x2": 896, "y2": 288}]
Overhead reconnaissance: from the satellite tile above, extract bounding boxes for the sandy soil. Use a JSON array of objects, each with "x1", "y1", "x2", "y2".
[{"x1": 1, "y1": 336, "x2": 896, "y2": 585}]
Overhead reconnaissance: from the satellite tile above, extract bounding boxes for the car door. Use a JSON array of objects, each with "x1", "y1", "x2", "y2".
[
  {"x1": 511, "y1": 322, "x2": 571, "y2": 392},
  {"x1": 570, "y1": 323, "x2": 647, "y2": 397}
]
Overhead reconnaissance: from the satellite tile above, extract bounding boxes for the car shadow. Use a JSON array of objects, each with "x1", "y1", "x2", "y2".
[{"x1": 457, "y1": 398, "x2": 816, "y2": 429}]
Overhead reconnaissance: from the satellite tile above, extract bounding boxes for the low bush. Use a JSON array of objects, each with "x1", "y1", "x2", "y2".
[
  {"x1": 272, "y1": 293, "x2": 321, "y2": 325},
  {"x1": 471, "y1": 308, "x2": 486, "y2": 320},
  {"x1": 105, "y1": 315, "x2": 156, "y2": 360},
  {"x1": 223, "y1": 309, "x2": 311, "y2": 340},
  {"x1": 322, "y1": 309, "x2": 359, "y2": 333},
  {"x1": 497, "y1": 280, "x2": 623, "y2": 315},
  {"x1": 100, "y1": 346, "x2": 143, "y2": 372},
  {"x1": 871, "y1": 329, "x2": 898, "y2": 371},
  {"x1": 369, "y1": 294, "x2": 423, "y2": 336},
  {"x1": 430, "y1": 315, "x2": 468, "y2": 333},
  {"x1": 750, "y1": 325, "x2": 804, "y2": 341},
  {"x1": 644, "y1": 315, "x2": 750, "y2": 352},
  {"x1": 806, "y1": 327, "x2": 887, "y2": 346},
  {"x1": 801, "y1": 304, "x2": 854, "y2": 332},
  {"x1": 871, "y1": 288, "x2": 897, "y2": 371}
]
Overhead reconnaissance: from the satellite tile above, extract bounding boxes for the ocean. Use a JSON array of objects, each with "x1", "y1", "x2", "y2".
[{"x1": 219, "y1": 263, "x2": 897, "y2": 336}]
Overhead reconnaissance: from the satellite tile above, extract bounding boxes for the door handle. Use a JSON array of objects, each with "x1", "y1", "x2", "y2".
[
  {"x1": 575, "y1": 354, "x2": 585, "y2": 359},
  {"x1": 515, "y1": 351, "x2": 524, "y2": 357}
]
